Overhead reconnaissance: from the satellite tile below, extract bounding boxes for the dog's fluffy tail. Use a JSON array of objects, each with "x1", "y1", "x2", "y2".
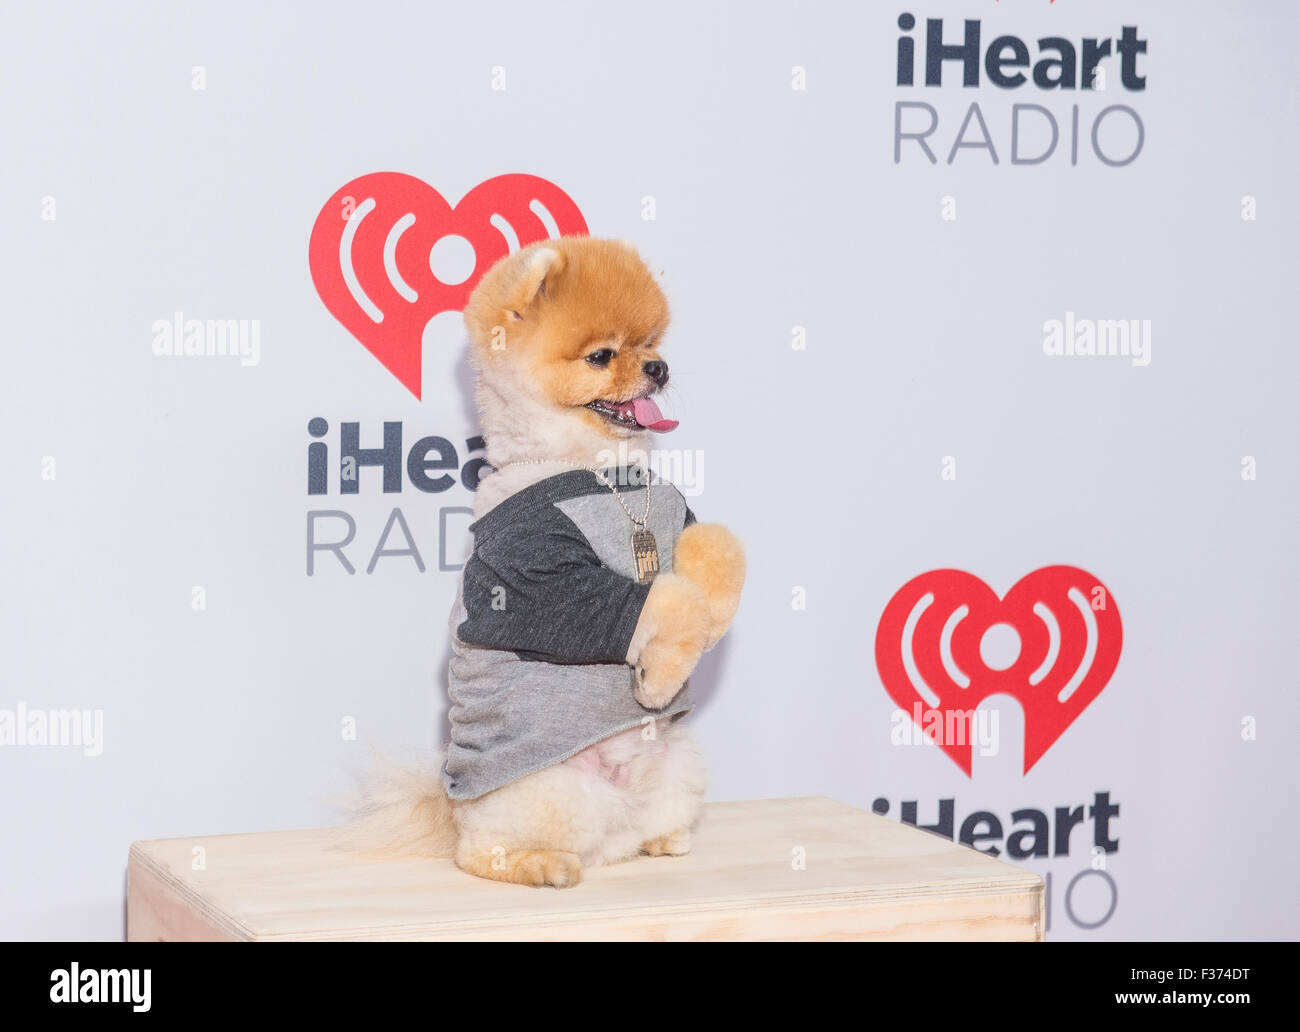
[{"x1": 333, "y1": 755, "x2": 457, "y2": 859}]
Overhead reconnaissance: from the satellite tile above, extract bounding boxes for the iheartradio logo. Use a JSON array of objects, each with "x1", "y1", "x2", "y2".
[
  {"x1": 875, "y1": 566, "x2": 1122, "y2": 776},
  {"x1": 308, "y1": 172, "x2": 588, "y2": 398}
]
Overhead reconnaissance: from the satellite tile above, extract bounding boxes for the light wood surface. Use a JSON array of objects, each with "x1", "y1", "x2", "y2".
[{"x1": 127, "y1": 796, "x2": 1044, "y2": 941}]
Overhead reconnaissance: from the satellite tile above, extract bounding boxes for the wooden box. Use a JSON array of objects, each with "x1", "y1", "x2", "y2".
[{"x1": 127, "y1": 796, "x2": 1044, "y2": 941}]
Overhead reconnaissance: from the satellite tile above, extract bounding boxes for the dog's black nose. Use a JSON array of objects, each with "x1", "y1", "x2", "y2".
[{"x1": 643, "y1": 360, "x2": 669, "y2": 387}]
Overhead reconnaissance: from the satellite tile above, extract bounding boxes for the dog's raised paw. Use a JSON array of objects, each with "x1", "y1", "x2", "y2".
[
  {"x1": 673, "y1": 522, "x2": 746, "y2": 647},
  {"x1": 630, "y1": 576, "x2": 711, "y2": 708},
  {"x1": 634, "y1": 663, "x2": 688, "y2": 710}
]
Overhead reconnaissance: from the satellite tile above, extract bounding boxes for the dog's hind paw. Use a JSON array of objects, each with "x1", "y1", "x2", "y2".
[
  {"x1": 457, "y1": 848, "x2": 583, "y2": 888},
  {"x1": 640, "y1": 829, "x2": 692, "y2": 857}
]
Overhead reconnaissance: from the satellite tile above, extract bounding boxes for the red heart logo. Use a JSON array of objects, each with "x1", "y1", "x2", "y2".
[
  {"x1": 308, "y1": 172, "x2": 589, "y2": 398},
  {"x1": 874, "y1": 566, "x2": 1122, "y2": 775}
]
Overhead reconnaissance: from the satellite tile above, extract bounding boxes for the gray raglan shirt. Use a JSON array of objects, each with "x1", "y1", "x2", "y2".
[{"x1": 441, "y1": 465, "x2": 696, "y2": 800}]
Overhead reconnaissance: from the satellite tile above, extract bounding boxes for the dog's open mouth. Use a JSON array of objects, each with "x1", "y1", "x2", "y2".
[{"x1": 584, "y1": 396, "x2": 679, "y2": 433}]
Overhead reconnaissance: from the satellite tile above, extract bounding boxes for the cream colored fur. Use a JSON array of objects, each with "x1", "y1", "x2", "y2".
[{"x1": 344, "y1": 237, "x2": 744, "y2": 887}]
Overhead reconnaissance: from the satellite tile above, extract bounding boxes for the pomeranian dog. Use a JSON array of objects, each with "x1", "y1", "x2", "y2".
[{"x1": 349, "y1": 236, "x2": 744, "y2": 888}]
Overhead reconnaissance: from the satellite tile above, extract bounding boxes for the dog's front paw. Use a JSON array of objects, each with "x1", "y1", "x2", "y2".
[
  {"x1": 673, "y1": 522, "x2": 746, "y2": 649},
  {"x1": 628, "y1": 573, "x2": 710, "y2": 708},
  {"x1": 634, "y1": 630, "x2": 706, "y2": 709}
]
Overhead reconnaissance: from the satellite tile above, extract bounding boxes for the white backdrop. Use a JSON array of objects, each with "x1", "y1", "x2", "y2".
[{"x1": 2, "y1": 0, "x2": 1297, "y2": 940}]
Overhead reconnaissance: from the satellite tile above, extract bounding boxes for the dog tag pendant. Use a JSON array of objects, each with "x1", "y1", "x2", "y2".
[{"x1": 632, "y1": 530, "x2": 660, "y2": 584}]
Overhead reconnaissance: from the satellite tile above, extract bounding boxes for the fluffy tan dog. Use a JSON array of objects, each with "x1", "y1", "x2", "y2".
[{"x1": 349, "y1": 237, "x2": 744, "y2": 888}]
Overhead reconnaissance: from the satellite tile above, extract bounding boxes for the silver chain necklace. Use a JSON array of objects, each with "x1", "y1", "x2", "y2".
[{"x1": 493, "y1": 459, "x2": 660, "y2": 583}]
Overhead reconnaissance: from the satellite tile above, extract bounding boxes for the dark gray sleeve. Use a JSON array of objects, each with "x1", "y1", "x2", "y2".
[{"x1": 458, "y1": 505, "x2": 650, "y2": 664}]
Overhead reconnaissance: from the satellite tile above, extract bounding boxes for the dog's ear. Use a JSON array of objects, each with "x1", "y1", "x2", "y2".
[{"x1": 508, "y1": 246, "x2": 566, "y2": 317}]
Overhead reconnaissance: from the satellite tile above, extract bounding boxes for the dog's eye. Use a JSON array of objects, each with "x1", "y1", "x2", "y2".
[{"x1": 585, "y1": 349, "x2": 615, "y2": 367}]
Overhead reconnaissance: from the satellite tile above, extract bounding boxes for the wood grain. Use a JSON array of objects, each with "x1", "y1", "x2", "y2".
[{"x1": 127, "y1": 796, "x2": 1044, "y2": 941}]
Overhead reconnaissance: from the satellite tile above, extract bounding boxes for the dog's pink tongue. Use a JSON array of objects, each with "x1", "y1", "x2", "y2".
[{"x1": 631, "y1": 397, "x2": 678, "y2": 432}]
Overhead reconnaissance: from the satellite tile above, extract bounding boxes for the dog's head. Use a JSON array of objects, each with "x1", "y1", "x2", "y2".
[{"x1": 464, "y1": 237, "x2": 677, "y2": 457}]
